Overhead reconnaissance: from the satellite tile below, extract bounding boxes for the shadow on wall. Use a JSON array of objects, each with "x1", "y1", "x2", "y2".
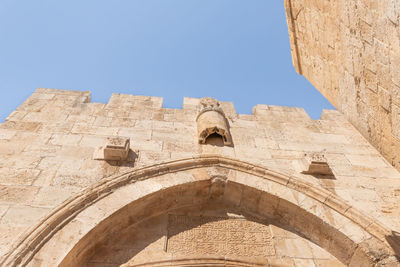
[
  {"x1": 204, "y1": 132, "x2": 225, "y2": 147},
  {"x1": 387, "y1": 231, "x2": 400, "y2": 260},
  {"x1": 105, "y1": 149, "x2": 138, "y2": 167}
]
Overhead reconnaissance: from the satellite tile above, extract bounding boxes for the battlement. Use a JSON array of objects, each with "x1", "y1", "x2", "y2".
[
  {"x1": 5, "y1": 88, "x2": 330, "y2": 125},
  {"x1": 0, "y1": 88, "x2": 389, "y2": 179},
  {"x1": 0, "y1": 89, "x2": 364, "y2": 158}
]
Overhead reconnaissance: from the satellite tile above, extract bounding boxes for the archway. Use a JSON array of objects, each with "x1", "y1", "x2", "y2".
[{"x1": 2, "y1": 156, "x2": 398, "y2": 266}]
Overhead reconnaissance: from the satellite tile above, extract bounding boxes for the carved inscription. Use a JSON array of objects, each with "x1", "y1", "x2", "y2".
[{"x1": 167, "y1": 215, "x2": 275, "y2": 257}]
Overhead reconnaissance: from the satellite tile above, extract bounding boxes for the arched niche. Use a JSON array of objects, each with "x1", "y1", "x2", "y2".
[
  {"x1": 1, "y1": 156, "x2": 398, "y2": 266},
  {"x1": 197, "y1": 98, "x2": 232, "y2": 146}
]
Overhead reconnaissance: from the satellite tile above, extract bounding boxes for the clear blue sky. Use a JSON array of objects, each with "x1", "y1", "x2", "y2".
[{"x1": 0, "y1": 0, "x2": 334, "y2": 121}]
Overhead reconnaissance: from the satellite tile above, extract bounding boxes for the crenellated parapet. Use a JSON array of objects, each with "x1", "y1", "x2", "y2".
[{"x1": 0, "y1": 89, "x2": 399, "y2": 265}]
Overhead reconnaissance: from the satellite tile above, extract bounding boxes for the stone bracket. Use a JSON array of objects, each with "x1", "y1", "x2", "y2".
[
  {"x1": 94, "y1": 137, "x2": 131, "y2": 161},
  {"x1": 301, "y1": 153, "x2": 334, "y2": 176}
]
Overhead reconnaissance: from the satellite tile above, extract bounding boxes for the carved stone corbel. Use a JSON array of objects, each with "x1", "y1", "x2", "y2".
[
  {"x1": 301, "y1": 153, "x2": 333, "y2": 176},
  {"x1": 196, "y1": 97, "x2": 232, "y2": 145},
  {"x1": 94, "y1": 137, "x2": 131, "y2": 161}
]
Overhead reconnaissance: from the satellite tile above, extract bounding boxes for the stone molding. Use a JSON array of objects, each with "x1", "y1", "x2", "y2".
[
  {"x1": 121, "y1": 257, "x2": 266, "y2": 266},
  {"x1": 0, "y1": 155, "x2": 398, "y2": 266}
]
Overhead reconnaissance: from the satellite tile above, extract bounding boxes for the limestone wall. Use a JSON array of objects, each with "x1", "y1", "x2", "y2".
[
  {"x1": 285, "y1": 0, "x2": 400, "y2": 171},
  {"x1": 0, "y1": 89, "x2": 400, "y2": 265}
]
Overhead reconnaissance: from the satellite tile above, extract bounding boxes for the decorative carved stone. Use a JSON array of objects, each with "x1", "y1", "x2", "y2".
[
  {"x1": 197, "y1": 97, "x2": 232, "y2": 145},
  {"x1": 94, "y1": 137, "x2": 130, "y2": 161},
  {"x1": 302, "y1": 153, "x2": 333, "y2": 176},
  {"x1": 166, "y1": 215, "x2": 275, "y2": 257},
  {"x1": 198, "y1": 97, "x2": 224, "y2": 115}
]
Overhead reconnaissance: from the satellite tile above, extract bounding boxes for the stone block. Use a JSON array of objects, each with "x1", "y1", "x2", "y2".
[
  {"x1": 118, "y1": 127, "x2": 152, "y2": 141},
  {"x1": 0, "y1": 168, "x2": 40, "y2": 186},
  {"x1": 59, "y1": 146, "x2": 94, "y2": 160},
  {"x1": 345, "y1": 154, "x2": 389, "y2": 168},
  {"x1": 0, "y1": 121, "x2": 42, "y2": 132},
  {"x1": 93, "y1": 137, "x2": 130, "y2": 161},
  {"x1": 33, "y1": 186, "x2": 77, "y2": 207},
  {"x1": 49, "y1": 134, "x2": 83, "y2": 146},
  {"x1": 137, "y1": 151, "x2": 171, "y2": 166},
  {"x1": 302, "y1": 153, "x2": 334, "y2": 176},
  {"x1": 182, "y1": 97, "x2": 200, "y2": 110},
  {"x1": 392, "y1": 103, "x2": 400, "y2": 140},
  {"x1": 133, "y1": 140, "x2": 162, "y2": 152},
  {"x1": 0, "y1": 130, "x2": 16, "y2": 140},
  {"x1": 104, "y1": 137, "x2": 130, "y2": 161},
  {"x1": 275, "y1": 238, "x2": 314, "y2": 259},
  {"x1": 1, "y1": 206, "x2": 51, "y2": 227},
  {"x1": 314, "y1": 259, "x2": 345, "y2": 267},
  {"x1": 0, "y1": 140, "x2": 26, "y2": 156}
]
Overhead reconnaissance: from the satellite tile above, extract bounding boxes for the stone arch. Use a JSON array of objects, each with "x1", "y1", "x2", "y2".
[{"x1": 1, "y1": 156, "x2": 398, "y2": 266}]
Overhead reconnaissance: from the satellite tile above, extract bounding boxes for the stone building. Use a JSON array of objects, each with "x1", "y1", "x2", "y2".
[{"x1": 0, "y1": 1, "x2": 400, "y2": 267}]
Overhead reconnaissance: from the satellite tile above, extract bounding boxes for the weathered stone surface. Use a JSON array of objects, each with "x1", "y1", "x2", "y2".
[
  {"x1": 285, "y1": 0, "x2": 400, "y2": 172},
  {"x1": 0, "y1": 1, "x2": 398, "y2": 265},
  {"x1": 302, "y1": 153, "x2": 334, "y2": 176},
  {"x1": 196, "y1": 97, "x2": 232, "y2": 146},
  {"x1": 93, "y1": 136, "x2": 130, "y2": 161},
  {"x1": 0, "y1": 89, "x2": 399, "y2": 266}
]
